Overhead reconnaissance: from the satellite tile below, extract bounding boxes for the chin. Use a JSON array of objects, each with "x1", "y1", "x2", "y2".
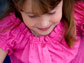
[{"x1": 32, "y1": 25, "x2": 56, "y2": 37}]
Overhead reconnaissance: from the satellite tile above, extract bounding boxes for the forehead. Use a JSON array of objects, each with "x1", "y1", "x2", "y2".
[
  {"x1": 22, "y1": 0, "x2": 32, "y2": 12},
  {"x1": 21, "y1": 0, "x2": 62, "y2": 15}
]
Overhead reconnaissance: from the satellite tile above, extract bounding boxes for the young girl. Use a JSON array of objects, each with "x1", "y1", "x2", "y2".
[{"x1": 0, "y1": 0, "x2": 84, "y2": 63}]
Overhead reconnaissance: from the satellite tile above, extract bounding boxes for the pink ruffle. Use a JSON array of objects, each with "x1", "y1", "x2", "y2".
[{"x1": 0, "y1": 12, "x2": 21, "y2": 55}]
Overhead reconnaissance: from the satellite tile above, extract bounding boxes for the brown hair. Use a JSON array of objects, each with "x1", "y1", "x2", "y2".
[{"x1": 0, "y1": 0, "x2": 81, "y2": 48}]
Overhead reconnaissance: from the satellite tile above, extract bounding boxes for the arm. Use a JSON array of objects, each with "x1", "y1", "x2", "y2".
[{"x1": 0, "y1": 48, "x2": 8, "y2": 63}]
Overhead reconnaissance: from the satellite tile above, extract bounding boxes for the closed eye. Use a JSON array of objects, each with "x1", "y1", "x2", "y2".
[
  {"x1": 28, "y1": 15, "x2": 39, "y2": 18},
  {"x1": 28, "y1": 11, "x2": 56, "y2": 18},
  {"x1": 48, "y1": 11, "x2": 56, "y2": 15}
]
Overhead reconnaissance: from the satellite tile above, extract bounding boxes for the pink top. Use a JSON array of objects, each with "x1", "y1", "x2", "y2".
[{"x1": 0, "y1": 1, "x2": 84, "y2": 63}]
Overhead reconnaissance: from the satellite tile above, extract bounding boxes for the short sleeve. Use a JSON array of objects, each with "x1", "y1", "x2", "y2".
[
  {"x1": 0, "y1": 30, "x2": 15, "y2": 55},
  {"x1": 0, "y1": 13, "x2": 21, "y2": 55},
  {"x1": 74, "y1": 1, "x2": 84, "y2": 36}
]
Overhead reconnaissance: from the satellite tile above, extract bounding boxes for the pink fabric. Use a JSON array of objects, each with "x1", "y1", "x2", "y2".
[
  {"x1": 74, "y1": 1, "x2": 84, "y2": 36},
  {"x1": 70, "y1": 1, "x2": 84, "y2": 63},
  {"x1": 0, "y1": 1, "x2": 84, "y2": 63}
]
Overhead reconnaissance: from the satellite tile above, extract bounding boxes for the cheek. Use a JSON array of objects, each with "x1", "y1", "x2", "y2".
[
  {"x1": 50, "y1": 2, "x2": 63, "y2": 24},
  {"x1": 50, "y1": 12, "x2": 62, "y2": 24},
  {"x1": 21, "y1": 13, "x2": 35, "y2": 28},
  {"x1": 25, "y1": 20, "x2": 35, "y2": 28}
]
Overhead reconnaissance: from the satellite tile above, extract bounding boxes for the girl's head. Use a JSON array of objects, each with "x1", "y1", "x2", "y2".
[
  {"x1": 1, "y1": 0, "x2": 80, "y2": 48},
  {"x1": 11, "y1": 0, "x2": 63, "y2": 36},
  {"x1": 20, "y1": 0, "x2": 63, "y2": 36}
]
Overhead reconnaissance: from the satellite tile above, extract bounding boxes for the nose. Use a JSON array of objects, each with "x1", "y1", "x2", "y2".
[{"x1": 39, "y1": 16, "x2": 50, "y2": 28}]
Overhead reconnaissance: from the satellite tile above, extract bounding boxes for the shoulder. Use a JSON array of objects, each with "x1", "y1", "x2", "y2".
[
  {"x1": 0, "y1": 12, "x2": 21, "y2": 31},
  {"x1": 0, "y1": 12, "x2": 22, "y2": 42},
  {"x1": 0, "y1": 12, "x2": 31, "y2": 55},
  {"x1": 74, "y1": 1, "x2": 84, "y2": 36},
  {"x1": 74, "y1": 1, "x2": 84, "y2": 19},
  {"x1": 74, "y1": 1, "x2": 84, "y2": 23}
]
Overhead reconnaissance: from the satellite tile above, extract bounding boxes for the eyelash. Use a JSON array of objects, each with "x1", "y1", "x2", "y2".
[
  {"x1": 48, "y1": 11, "x2": 56, "y2": 15},
  {"x1": 28, "y1": 11, "x2": 56, "y2": 18},
  {"x1": 28, "y1": 15, "x2": 39, "y2": 18}
]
